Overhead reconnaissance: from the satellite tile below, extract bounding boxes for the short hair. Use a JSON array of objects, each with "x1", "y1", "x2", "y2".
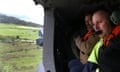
[
  {"x1": 92, "y1": 9, "x2": 115, "y2": 26},
  {"x1": 91, "y1": 3, "x2": 112, "y2": 17},
  {"x1": 93, "y1": 10, "x2": 110, "y2": 20}
]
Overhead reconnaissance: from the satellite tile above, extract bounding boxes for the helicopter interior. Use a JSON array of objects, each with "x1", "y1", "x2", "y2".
[{"x1": 33, "y1": 0, "x2": 120, "y2": 72}]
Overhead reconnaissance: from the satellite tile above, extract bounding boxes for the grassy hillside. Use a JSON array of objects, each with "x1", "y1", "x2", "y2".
[
  {"x1": 0, "y1": 23, "x2": 43, "y2": 72},
  {"x1": 0, "y1": 23, "x2": 40, "y2": 40}
]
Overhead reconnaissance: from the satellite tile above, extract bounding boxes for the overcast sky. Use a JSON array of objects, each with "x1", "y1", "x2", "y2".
[{"x1": 0, "y1": 0, "x2": 44, "y2": 25}]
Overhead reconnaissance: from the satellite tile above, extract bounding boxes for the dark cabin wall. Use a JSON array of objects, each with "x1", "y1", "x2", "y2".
[{"x1": 53, "y1": 8, "x2": 86, "y2": 72}]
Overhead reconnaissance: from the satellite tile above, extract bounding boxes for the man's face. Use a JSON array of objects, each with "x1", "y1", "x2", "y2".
[
  {"x1": 92, "y1": 11, "x2": 112, "y2": 38},
  {"x1": 85, "y1": 15, "x2": 93, "y2": 30}
]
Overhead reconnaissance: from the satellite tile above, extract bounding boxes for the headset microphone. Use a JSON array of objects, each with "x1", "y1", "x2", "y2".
[{"x1": 93, "y1": 30, "x2": 102, "y2": 35}]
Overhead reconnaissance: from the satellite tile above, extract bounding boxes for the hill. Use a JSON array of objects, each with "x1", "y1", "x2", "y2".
[{"x1": 0, "y1": 13, "x2": 43, "y2": 27}]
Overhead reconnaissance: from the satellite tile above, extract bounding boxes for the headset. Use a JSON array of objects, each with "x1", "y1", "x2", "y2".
[{"x1": 110, "y1": 10, "x2": 120, "y2": 24}]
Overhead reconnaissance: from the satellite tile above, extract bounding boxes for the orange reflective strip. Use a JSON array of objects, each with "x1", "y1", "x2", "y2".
[
  {"x1": 82, "y1": 29, "x2": 93, "y2": 41},
  {"x1": 104, "y1": 25, "x2": 120, "y2": 46}
]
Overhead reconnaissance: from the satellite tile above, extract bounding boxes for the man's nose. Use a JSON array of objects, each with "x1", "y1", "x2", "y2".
[{"x1": 94, "y1": 24, "x2": 100, "y2": 31}]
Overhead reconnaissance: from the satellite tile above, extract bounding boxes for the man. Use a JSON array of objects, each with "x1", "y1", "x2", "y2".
[
  {"x1": 84, "y1": 9, "x2": 120, "y2": 72},
  {"x1": 85, "y1": 14, "x2": 93, "y2": 30},
  {"x1": 68, "y1": 14, "x2": 99, "y2": 72},
  {"x1": 73, "y1": 28, "x2": 99, "y2": 63},
  {"x1": 77, "y1": 14, "x2": 99, "y2": 64}
]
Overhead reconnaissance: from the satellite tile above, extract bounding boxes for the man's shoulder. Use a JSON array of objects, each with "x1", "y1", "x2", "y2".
[{"x1": 110, "y1": 34, "x2": 120, "y2": 44}]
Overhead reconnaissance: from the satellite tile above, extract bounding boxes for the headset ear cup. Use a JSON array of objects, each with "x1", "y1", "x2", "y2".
[
  {"x1": 110, "y1": 10, "x2": 120, "y2": 25},
  {"x1": 110, "y1": 15, "x2": 117, "y2": 24}
]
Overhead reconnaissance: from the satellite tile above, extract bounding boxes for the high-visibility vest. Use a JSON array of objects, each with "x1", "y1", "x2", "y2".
[
  {"x1": 88, "y1": 38, "x2": 103, "y2": 64},
  {"x1": 87, "y1": 39, "x2": 103, "y2": 72}
]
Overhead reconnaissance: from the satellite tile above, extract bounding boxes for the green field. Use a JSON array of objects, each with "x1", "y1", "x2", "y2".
[
  {"x1": 0, "y1": 23, "x2": 43, "y2": 72},
  {"x1": 0, "y1": 23, "x2": 40, "y2": 40}
]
